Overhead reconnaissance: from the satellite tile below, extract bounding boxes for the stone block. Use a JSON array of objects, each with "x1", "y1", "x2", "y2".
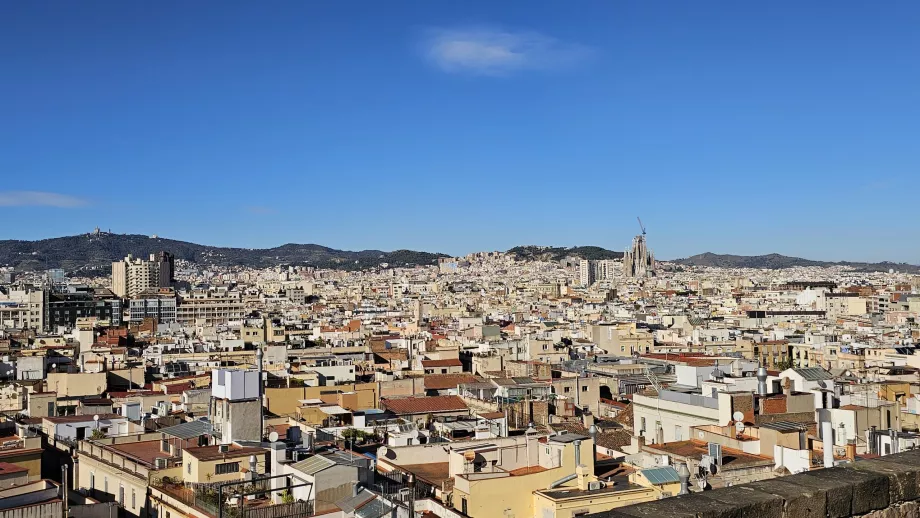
[
  {"x1": 851, "y1": 456, "x2": 920, "y2": 504},
  {"x1": 804, "y1": 465, "x2": 889, "y2": 515},
  {"x1": 696, "y1": 486, "x2": 784, "y2": 518},
  {"x1": 610, "y1": 492, "x2": 747, "y2": 518},
  {"x1": 745, "y1": 478, "x2": 826, "y2": 518}
]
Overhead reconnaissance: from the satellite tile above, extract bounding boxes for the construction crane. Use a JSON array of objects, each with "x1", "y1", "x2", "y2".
[{"x1": 637, "y1": 217, "x2": 647, "y2": 236}]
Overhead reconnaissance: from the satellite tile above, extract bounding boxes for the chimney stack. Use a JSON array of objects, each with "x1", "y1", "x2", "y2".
[
  {"x1": 756, "y1": 366, "x2": 768, "y2": 396},
  {"x1": 822, "y1": 421, "x2": 834, "y2": 468}
]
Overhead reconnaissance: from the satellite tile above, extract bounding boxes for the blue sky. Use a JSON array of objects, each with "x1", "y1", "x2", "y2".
[{"x1": 2, "y1": 2, "x2": 919, "y2": 262}]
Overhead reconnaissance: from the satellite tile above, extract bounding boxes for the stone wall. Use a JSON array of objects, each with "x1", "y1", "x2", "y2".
[{"x1": 586, "y1": 449, "x2": 920, "y2": 518}]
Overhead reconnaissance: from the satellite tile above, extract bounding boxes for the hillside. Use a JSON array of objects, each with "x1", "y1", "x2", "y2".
[
  {"x1": 675, "y1": 252, "x2": 920, "y2": 273},
  {"x1": 507, "y1": 246, "x2": 624, "y2": 262},
  {"x1": 0, "y1": 233, "x2": 447, "y2": 275}
]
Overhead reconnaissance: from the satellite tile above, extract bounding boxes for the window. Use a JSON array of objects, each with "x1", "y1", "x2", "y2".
[
  {"x1": 582, "y1": 386, "x2": 588, "y2": 392},
  {"x1": 119, "y1": 485, "x2": 124, "y2": 505},
  {"x1": 640, "y1": 417, "x2": 646, "y2": 432},
  {"x1": 90, "y1": 472, "x2": 95, "y2": 490},
  {"x1": 564, "y1": 387, "x2": 570, "y2": 393},
  {"x1": 215, "y1": 462, "x2": 240, "y2": 475},
  {"x1": 104, "y1": 477, "x2": 108, "y2": 493},
  {"x1": 187, "y1": 463, "x2": 191, "y2": 475},
  {"x1": 132, "y1": 488, "x2": 136, "y2": 509}
]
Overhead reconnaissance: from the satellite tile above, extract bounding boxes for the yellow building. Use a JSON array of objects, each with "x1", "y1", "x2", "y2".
[
  {"x1": 181, "y1": 444, "x2": 267, "y2": 484},
  {"x1": 448, "y1": 435, "x2": 596, "y2": 518},
  {"x1": 151, "y1": 444, "x2": 269, "y2": 518},
  {"x1": 0, "y1": 435, "x2": 42, "y2": 482},
  {"x1": 533, "y1": 482, "x2": 659, "y2": 518}
]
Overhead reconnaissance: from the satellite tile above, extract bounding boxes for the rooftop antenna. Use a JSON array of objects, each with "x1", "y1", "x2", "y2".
[{"x1": 637, "y1": 217, "x2": 647, "y2": 236}]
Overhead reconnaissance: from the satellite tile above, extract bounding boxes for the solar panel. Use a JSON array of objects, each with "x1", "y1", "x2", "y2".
[
  {"x1": 355, "y1": 498, "x2": 392, "y2": 518},
  {"x1": 160, "y1": 419, "x2": 212, "y2": 440},
  {"x1": 642, "y1": 466, "x2": 680, "y2": 485},
  {"x1": 291, "y1": 454, "x2": 335, "y2": 475}
]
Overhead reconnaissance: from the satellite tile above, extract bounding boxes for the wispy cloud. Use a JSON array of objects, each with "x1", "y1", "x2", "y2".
[
  {"x1": 0, "y1": 191, "x2": 88, "y2": 208},
  {"x1": 422, "y1": 26, "x2": 593, "y2": 76},
  {"x1": 246, "y1": 206, "x2": 277, "y2": 215}
]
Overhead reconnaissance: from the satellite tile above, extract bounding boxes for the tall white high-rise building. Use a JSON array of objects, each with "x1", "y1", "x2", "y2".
[
  {"x1": 111, "y1": 252, "x2": 174, "y2": 298},
  {"x1": 579, "y1": 259, "x2": 618, "y2": 286},
  {"x1": 578, "y1": 260, "x2": 595, "y2": 287}
]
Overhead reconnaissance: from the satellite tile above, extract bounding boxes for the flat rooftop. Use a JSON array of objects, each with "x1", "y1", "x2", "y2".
[
  {"x1": 644, "y1": 440, "x2": 773, "y2": 468},
  {"x1": 107, "y1": 440, "x2": 166, "y2": 467},
  {"x1": 538, "y1": 482, "x2": 648, "y2": 500},
  {"x1": 396, "y1": 463, "x2": 451, "y2": 487}
]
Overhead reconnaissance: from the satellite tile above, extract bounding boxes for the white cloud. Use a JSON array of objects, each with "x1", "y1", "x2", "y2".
[
  {"x1": 423, "y1": 26, "x2": 592, "y2": 76},
  {"x1": 0, "y1": 191, "x2": 88, "y2": 208}
]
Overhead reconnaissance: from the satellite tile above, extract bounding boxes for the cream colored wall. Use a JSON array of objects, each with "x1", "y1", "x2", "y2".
[
  {"x1": 452, "y1": 439, "x2": 594, "y2": 518},
  {"x1": 533, "y1": 487, "x2": 658, "y2": 518},
  {"x1": 47, "y1": 372, "x2": 107, "y2": 397},
  {"x1": 183, "y1": 451, "x2": 263, "y2": 484},
  {"x1": 78, "y1": 455, "x2": 148, "y2": 517}
]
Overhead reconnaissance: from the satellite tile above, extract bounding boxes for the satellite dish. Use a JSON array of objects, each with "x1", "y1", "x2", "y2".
[
  {"x1": 732, "y1": 411, "x2": 744, "y2": 422},
  {"x1": 268, "y1": 431, "x2": 279, "y2": 443},
  {"x1": 735, "y1": 421, "x2": 746, "y2": 435},
  {"x1": 93, "y1": 415, "x2": 100, "y2": 422},
  {"x1": 698, "y1": 431, "x2": 705, "y2": 439}
]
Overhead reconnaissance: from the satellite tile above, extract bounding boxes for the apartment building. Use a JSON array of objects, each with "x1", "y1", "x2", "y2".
[
  {"x1": 128, "y1": 291, "x2": 178, "y2": 323},
  {"x1": 0, "y1": 289, "x2": 43, "y2": 330},
  {"x1": 112, "y1": 252, "x2": 174, "y2": 298},
  {"x1": 176, "y1": 290, "x2": 245, "y2": 325}
]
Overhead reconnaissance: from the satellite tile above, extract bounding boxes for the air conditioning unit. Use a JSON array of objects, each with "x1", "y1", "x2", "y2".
[
  {"x1": 154, "y1": 458, "x2": 168, "y2": 469},
  {"x1": 218, "y1": 444, "x2": 229, "y2": 453},
  {"x1": 587, "y1": 481, "x2": 604, "y2": 490}
]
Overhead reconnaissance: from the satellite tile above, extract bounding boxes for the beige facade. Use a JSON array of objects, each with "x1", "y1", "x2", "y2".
[{"x1": 112, "y1": 254, "x2": 171, "y2": 298}]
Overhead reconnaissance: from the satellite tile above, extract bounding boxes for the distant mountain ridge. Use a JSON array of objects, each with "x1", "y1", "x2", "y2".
[
  {"x1": 0, "y1": 233, "x2": 448, "y2": 275},
  {"x1": 674, "y1": 252, "x2": 920, "y2": 273},
  {"x1": 1, "y1": 234, "x2": 915, "y2": 275},
  {"x1": 507, "y1": 246, "x2": 624, "y2": 262}
]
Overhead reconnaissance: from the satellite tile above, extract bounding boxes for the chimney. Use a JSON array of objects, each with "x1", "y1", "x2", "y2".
[
  {"x1": 782, "y1": 377, "x2": 792, "y2": 396},
  {"x1": 756, "y1": 366, "x2": 768, "y2": 396},
  {"x1": 890, "y1": 429, "x2": 899, "y2": 455},
  {"x1": 588, "y1": 425, "x2": 598, "y2": 464},
  {"x1": 583, "y1": 412, "x2": 594, "y2": 428},
  {"x1": 677, "y1": 462, "x2": 690, "y2": 495},
  {"x1": 822, "y1": 421, "x2": 834, "y2": 468},
  {"x1": 576, "y1": 463, "x2": 589, "y2": 490},
  {"x1": 846, "y1": 440, "x2": 856, "y2": 462},
  {"x1": 869, "y1": 426, "x2": 877, "y2": 455}
]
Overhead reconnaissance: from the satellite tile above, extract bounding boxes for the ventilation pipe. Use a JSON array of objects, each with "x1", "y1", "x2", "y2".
[
  {"x1": 822, "y1": 421, "x2": 834, "y2": 468},
  {"x1": 677, "y1": 462, "x2": 691, "y2": 495},
  {"x1": 756, "y1": 366, "x2": 768, "y2": 396},
  {"x1": 588, "y1": 425, "x2": 598, "y2": 464},
  {"x1": 548, "y1": 440, "x2": 581, "y2": 489},
  {"x1": 869, "y1": 426, "x2": 877, "y2": 455},
  {"x1": 890, "y1": 429, "x2": 899, "y2": 455}
]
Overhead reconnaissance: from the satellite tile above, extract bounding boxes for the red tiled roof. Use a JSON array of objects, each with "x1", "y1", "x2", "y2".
[{"x1": 381, "y1": 395, "x2": 468, "y2": 415}]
